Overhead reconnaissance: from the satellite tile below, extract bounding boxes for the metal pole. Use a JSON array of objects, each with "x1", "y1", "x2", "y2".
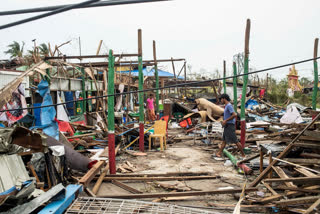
[
  {"x1": 107, "y1": 50, "x2": 116, "y2": 174},
  {"x1": 240, "y1": 19, "x2": 251, "y2": 148},
  {"x1": 312, "y1": 38, "x2": 319, "y2": 112},
  {"x1": 153, "y1": 40, "x2": 159, "y2": 120},
  {"x1": 138, "y1": 29, "x2": 144, "y2": 152}
]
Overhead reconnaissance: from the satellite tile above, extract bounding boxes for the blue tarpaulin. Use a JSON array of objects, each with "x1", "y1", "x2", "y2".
[
  {"x1": 119, "y1": 68, "x2": 184, "y2": 79},
  {"x1": 31, "y1": 80, "x2": 59, "y2": 140}
]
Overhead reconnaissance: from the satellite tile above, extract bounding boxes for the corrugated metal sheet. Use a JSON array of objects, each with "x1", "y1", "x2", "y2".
[{"x1": 0, "y1": 154, "x2": 30, "y2": 192}]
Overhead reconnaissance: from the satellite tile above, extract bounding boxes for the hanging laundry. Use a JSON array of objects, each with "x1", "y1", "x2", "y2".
[
  {"x1": 57, "y1": 91, "x2": 69, "y2": 122},
  {"x1": 0, "y1": 84, "x2": 28, "y2": 126}
]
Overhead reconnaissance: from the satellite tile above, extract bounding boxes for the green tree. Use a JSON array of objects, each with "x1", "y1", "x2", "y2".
[
  {"x1": 38, "y1": 43, "x2": 49, "y2": 57},
  {"x1": 4, "y1": 41, "x2": 25, "y2": 58},
  {"x1": 299, "y1": 77, "x2": 312, "y2": 88}
]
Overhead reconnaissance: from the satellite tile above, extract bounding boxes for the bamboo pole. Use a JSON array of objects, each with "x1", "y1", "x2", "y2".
[{"x1": 223, "y1": 60, "x2": 227, "y2": 94}]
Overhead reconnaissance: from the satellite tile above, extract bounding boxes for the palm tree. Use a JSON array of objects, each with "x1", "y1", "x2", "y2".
[
  {"x1": 38, "y1": 43, "x2": 49, "y2": 57},
  {"x1": 4, "y1": 41, "x2": 25, "y2": 59}
]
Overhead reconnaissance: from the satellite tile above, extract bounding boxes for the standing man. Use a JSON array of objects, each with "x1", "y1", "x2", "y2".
[
  {"x1": 146, "y1": 94, "x2": 156, "y2": 122},
  {"x1": 216, "y1": 94, "x2": 245, "y2": 158}
]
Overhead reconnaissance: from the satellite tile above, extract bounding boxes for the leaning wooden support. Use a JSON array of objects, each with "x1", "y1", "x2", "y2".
[
  {"x1": 138, "y1": 29, "x2": 144, "y2": 152},
  {"x1": 312, "y1": 38, "x2": 319, "y2": 111},
  {"x1": 98, "y1": 187, "x2": 258, "y2": 199},
  {"x1": 79, "y1": 160, "x2": 105, "y2": 187}
]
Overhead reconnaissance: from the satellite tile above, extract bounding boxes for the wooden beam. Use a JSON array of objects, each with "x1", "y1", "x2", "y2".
[
  {"x1": 304, "y1": 197, "x2": 320, "y2": 214},
  {"x1": 79, "y1": 160, "x2": 105, "y2": 187},
  {"x1": 273, "y1": 166, "x2": 297, "y2": 187},
  {"x1": 111, "y1": 180, "x2": 143, "y2": 194},
  {"x1": 101, "y1": 175, "x2": 219, "y2": 181},
  {"x1": 100, "y1": 172, "x2": 210, "y2": 177},
  {"x1": 275, "y1": 196, "x2": 320, "y2": 207},
  {"x1": 264, "y1": 176, "x2": 320, "y2": 184},
  {"x1": 98, "y1": 187, "x2": 258, "y2": 199}
]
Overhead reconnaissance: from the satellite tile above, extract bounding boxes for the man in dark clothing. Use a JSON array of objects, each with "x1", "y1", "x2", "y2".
[{"x1": 216, "y1": 94, "x2": 245, "y2": 158}]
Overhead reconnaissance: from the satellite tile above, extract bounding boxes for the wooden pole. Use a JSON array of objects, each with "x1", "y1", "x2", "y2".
[
  {"x1": 240, "y1": 19, "x2": 251, "y2": 148},
  {"x1": 153, "y1": 40, "x2": 159, "y2": 120},
  {"x1": 223, "y1": 60, "x2": 227, "y2": 94},
  {"x1": 107, "y1": 50, "x2": 116, "y2": 174},
  {"x1": 233, "y1": 62, "x2": 238, "y2": 111},
  {"x1": 312, "y1": 38, "x2": 319, "y2": 112},
  {"x1": 96, "y1": 40, "x2": 103, "y2": 55},
  {"x1": 138, "y1": 29, "x2": 144, "y2": 152},
  {"x1": 171, "y1": 57, "x2": 177, "y2": 94}
]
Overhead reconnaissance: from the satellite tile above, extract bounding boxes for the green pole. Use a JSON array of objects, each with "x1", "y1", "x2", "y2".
[
  {"x1": 107, "y1": 49, "x2": 116, "y2": 174},
  {"x1": 223, "y1": 60, "x2": 227, "y2": 94},
  {"x1": 312, "y1": 38, "x2": 319, "y2": 111},
  {"x1": 233, "y1": 62, "x2": 238, "y2": 111},
  {"x1": 138, "y1": 56, "x2": 144, "y2": 122},
  {"x1": 240, "y1": 19, "x2": 251, "y2": 148},
  {"x1": 138, "y1": 29, "x2": 144, "y2": 152},
  {"x1": 153, "y1": 41, "x2": 159, "y2": 118},
  {"x1": 240, "y1": 56, "x2": 248, "y2": 120},
  {"x1": 80, "y1": 67, "x2": 86, "y2": 113},
  {"x1": 107, "y1": 51, "x2": 115, "y2": 132}
]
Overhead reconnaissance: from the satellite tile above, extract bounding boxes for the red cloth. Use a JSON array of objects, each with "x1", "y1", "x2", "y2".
[
  {"x1": 259, "y1": 89, "x2": 266, "y2": 99},
  {"x1": 57, "y1": 120, "x2": 74, "y2": 136}
]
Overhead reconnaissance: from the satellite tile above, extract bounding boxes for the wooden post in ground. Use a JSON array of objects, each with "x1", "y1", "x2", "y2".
[
  {"x1": 312, "y1": 38, "x2": 319, "y2": 113},
  {"x1": 223, "y1": 60, "x2": 227, "y2": 94},
  {"x1": 153, "y1": 41, "x2": 159, "y2": 120},
  {"x1": 138, "y1": 29, "x2": 144, "y2": 152},
  {"x1": 240, "y1": 19, "x2": 251, "y2": 148},
  {"x1": 107, "y1": 50, "x2": 116, "y2": 174}
]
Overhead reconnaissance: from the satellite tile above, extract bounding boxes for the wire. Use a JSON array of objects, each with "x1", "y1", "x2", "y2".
[
  {"x1": 0, "y1": 0, "x2": 170, "y2": 16},
  {"x1": 0, "y1": 56, "x2": 319, "y2": 112},
  {"x1": 0, "y1": 0, "x2": 100, "y2": 30}
]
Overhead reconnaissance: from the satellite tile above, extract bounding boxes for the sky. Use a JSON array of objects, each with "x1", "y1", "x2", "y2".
[{"x1": 1, "y1": 0, "x2": 320, "y2": 81}]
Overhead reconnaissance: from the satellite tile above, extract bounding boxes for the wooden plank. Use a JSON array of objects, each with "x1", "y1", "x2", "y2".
[
  {"x1": 273, "y1": 166, "x2": 296, "y2": 187},
  {"x1": 101, "y1": 172, "x2": 210, "y2": 177},
  {"x1": 101, "y1": 175, "x2": 219, "y2": 181},
  {"x1": 79, "y1": 160, "x2": 105, "y2": 187},
  {"x1": 304, "y1": 198, "x2": 320, "y2": 214},
  {"x1": 237, "y1": 153, "x2": 260, "y2": 165},
  {"x1": 111, "y1": 180, "x2": 143, "y2": 194},
  {"x1": 264, "y1": 176, "x2": 320, "y2": 184},
  {"x1": 98, "y1": 187, "x2": 258, "y2": 199},
  {"x1": 262, "y1": 181, "x2": 278, "y2": 195},
  {"x1": 275, "y1": 196, "x2": 320, "y2": 207},
  {"x1": 295, "y1": 168, "x2": 318, "y2": 177},
  {"x1": 284, "y1": 158, "x2": 320, "y2": 165},
  {"x1": 276, "y1": 186, "x2": 320, "y2": 194},
  {"x1": 259, "y1": 194, "x2": 283, "y2": 204},
  {"x1": 273, "y1": 157, "x2": 320, "y2": 174},
  {"x1": 250, "y1": 113, "x2": 320, "y2": 187},
  {"x1": 287, "y1": 185, "x2": 320, "y2": 197}
]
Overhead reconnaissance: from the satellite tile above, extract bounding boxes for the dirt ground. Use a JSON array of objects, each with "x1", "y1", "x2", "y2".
[{"x1": 89, "y1": 127, "x2": 263, "y2": 213}]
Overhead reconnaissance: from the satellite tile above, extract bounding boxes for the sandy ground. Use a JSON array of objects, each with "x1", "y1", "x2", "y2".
[{"x1": 89, "y1": 127, "x2": 263, "y2": 213}]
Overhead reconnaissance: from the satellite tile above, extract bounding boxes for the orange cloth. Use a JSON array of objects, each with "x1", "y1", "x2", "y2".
[{"x1": 147, "y1": 109, "x2": 156, "y2": 121}]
